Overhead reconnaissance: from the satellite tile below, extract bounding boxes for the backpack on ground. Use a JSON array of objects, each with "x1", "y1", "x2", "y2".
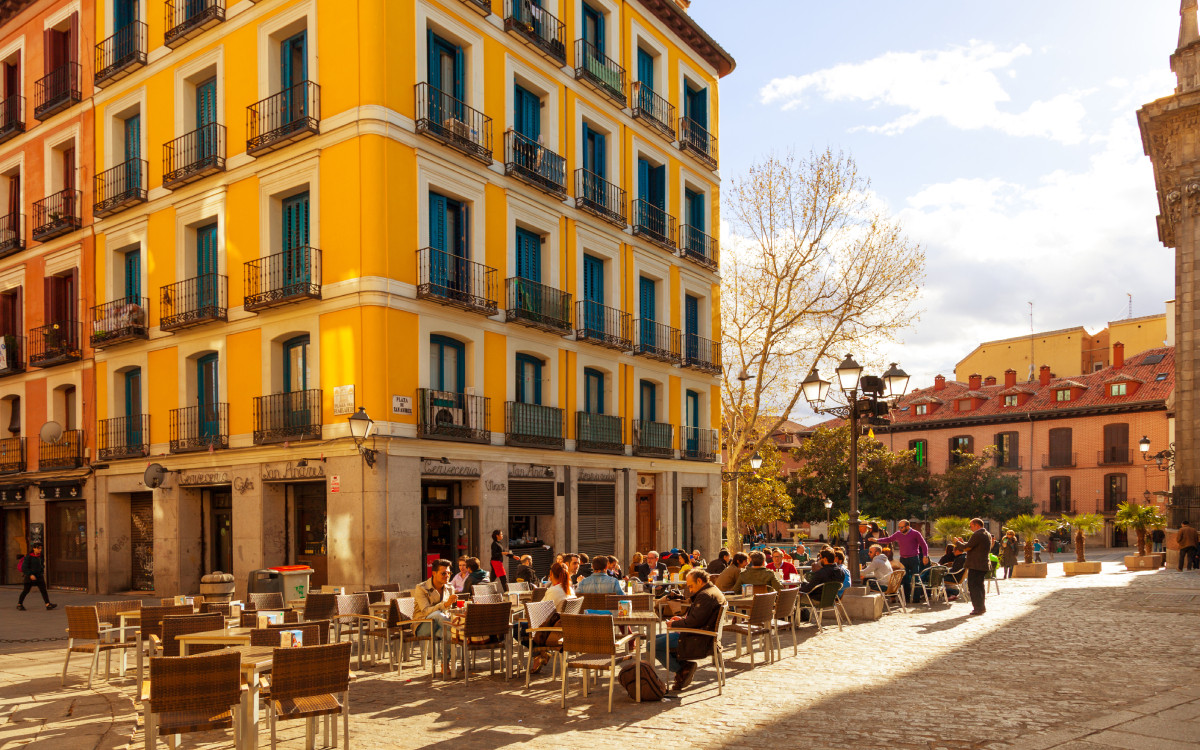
[{"x1": 618, "y1": 662, "x2": 666, "y2": 702}]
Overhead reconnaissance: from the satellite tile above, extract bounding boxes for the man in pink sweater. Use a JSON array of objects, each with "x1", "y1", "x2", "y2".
[{"x1": 876, "y1": 520, "x2": 930, "y2": 600}]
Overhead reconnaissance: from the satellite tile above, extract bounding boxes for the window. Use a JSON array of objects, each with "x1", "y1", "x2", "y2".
[
  {"x1": 123, "y1": 248, "x2": 140, "y2": 300},
  {"x1": 908, "y1": 439, "x2": 927, "y2": 467},
  {"x1": 2, "y1": 395, "x2": 19, "y2": 435},
  {"x1": 1056, "y1": 389, "x2": 1070, "y2": 402},
  {"x1": 44, "y1": 271, "x2": 76, "y2": 324},
  {"x1": 914, "y1": 404, "x2": 927, "y2": 415},
  {"x1": 636, "y1": 156, "x2": 665, "y2": 209},
  {"x1": 582, "y1": 254, "x2": 604, "y2": 304},
  {"x1": 44, "y1": 13, "x2": 77, "y2": 77},
  {"x1": 283, "y1": 335, "x2": 309, "y2": 392},
  {"x1": 0, "y1": 286, "x2": 20, "y2": 337},
  {"x1": 581, "y1": 3, "x2": 605, "y2": 50},
  {"x1": 683, "y1": 80, "x2": 707, "y2": 129},
  {"x1": 429, "y1": 335, "x2": 465, "y2": 394},
  {"x1": 54, "y1": 384, "x2": 76, "y2": 430},
  {"x1": 1104, "y1": 473, "x2": 1127, "y2": 512},
  {"x1": 195, "y1": 221, "x2": 218, "y2": 314},
  {"x1": 684, "y1": 293, "x2": 700, "y2": 360},
  {"x1": 684, "y1": 389, "x2": 701, "y2": 452},
  {"x1": 994, "y1": 431, "x2": 1019, "y2": 469},
  {"x1": 1047, "y1": 427, "x2": 1073, "y2": 467},
  {"x1": 1, "y1": 48, "x2": 19, "y2": 102},
  {"x1": 584, "y1": 367, "x2": 604, "y2": 413},
  {"x1": 1109, "y1": 383, "x2": 1126, "y2": 397},
  {"x1": 429, "y1": 191, "x2": 468, "y2": 257},
  {"x1": 196, "y1": 353, "x2": 220, "y2": 440},
  {"x1": 515, "y1": 227, "x2": 541, "y2": 282},
  {"x1": 515, "y1": 353, "x2": 543, "y2": 405},
  {"x1": 1155, "y1": 372, "x2": 1168, "y2": 382},
  {"x1": 582, "y1": 122, "x2": 606, "y2": 179},
  {"x1": 514, "y1": 84, "x2": 540, "y2": 141},
  {"x1": 639, "y1": 276, "x2": 655, "y2": 321},
  {"x1": 1102, "y1": 423, "x2": 1129, "y2": 464},
  {"x1": 1049, "y1": 477, "x2": 1071, "y2": 514},
  {"x1": 948, "y1": 435, "x2": 973, "y2": 466},
  {"x1": 957, "y1": 398, "x2": 971, "y2": 411},
  {"x1": 637, "y1": 46, "x2": 655, "y2": 91},
  {"x1": 1004, "y1": 394, "x2": 1018, "y2": 407},
  {"x1": 427, "y1": 32, "x2": 463, "y2": 100},
  {"x1": 639, "y1": 380, "x2": 657, "y2": 422}
]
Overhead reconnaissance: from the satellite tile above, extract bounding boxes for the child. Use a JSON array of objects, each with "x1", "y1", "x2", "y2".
[{"x1": 1033, "y1": 539, "x2": 1044, "y2": 563}]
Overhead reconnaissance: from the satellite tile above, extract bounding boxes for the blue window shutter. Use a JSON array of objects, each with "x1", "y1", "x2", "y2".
[
  {"x1": 650, "y1": 164, "x2": 665, "y2": 209},
  {"x1": 124, "y1": 115, "x2": 140, "y2": 160},
  {"x1": 454, "y1": 45, "x2": 464, "y2": 101},
  {"x1": 124, "y1": 249, "x2": 140, "y2": 300},
  {"x1": 516, "y1": 227, "x2": 541, "y2": 281},
  {"x1": 594, "y1": 128, "x2": 605, "y2": 179},
  {"x1": 639, "y1": 277, "x2": 655, "y2": 322},
  {"x1": 685, "y1": 295, "x2": 698, "y2": 336},
  {"x1": 686, "y1": 83, "x2": 708, "y2": 129},
  {"x1": 514, "y1": 84, "x2": 540, "y2": 140},
  {"x1": 458, "y1": 202, "x2": 470, "y2": 259},
  {"x1": 196, "y1": 78, "x2": 216, "y2": 128},
  {"x1": 197, "y1": 223, "x2": 217, "y2": 275},
  {"x1": 583, "y1": 254, "x2": 603, "y2": 303},
  {"x1": 637, "y1": 158, "x2": 649, "y2": 202},
  {"x1": 640, "y1": 380, "x2": 656, "y2": 422},
  {"x1": 125, "y1": 368, "x2": 141, "y2": 418},
  {"x1": 583, "y1": 3, "x2": 604, "y2": 49},
  {"x1": 282, "y1": 192, "x2": 310, "y2": 251},
  {"x1": 585, "y1": 368, "x2": 604, "y2": 413},
  {"x1": 427, "y1": 30, "x2": 438, "y2": 90},
  {"x1": 115, "y1": 0, "x2": 135, "y2": 30},
  {"x1": 637, "y1": 48, "x2": 654, "y2": 89},
  {"x1": 428, "y1": 193, "x2": 447, "y2": 252},
  {"x1": 685, "y1": 189, "x2": 704, "y2": 229}
]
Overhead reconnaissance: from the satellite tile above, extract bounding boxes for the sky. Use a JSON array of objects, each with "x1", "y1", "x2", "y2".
[{"x1": 689, "y1": 0, "x2": 1180, "y2": 395}]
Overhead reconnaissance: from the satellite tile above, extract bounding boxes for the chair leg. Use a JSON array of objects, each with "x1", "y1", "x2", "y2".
[
  {"x1": 144, "y1": 707, "x2": 155, "y2": 750},
  {"x1": 560, "y1": 660, "x2": 568, "y2": 709},
  {"x1": 269, "y1": 703, "x2": 277, "y2": 750},
  {"x1": 343, "y1": 693, "x2": 350, "y2": 749},
  {"x1": 607, "y1": 665, "x2": 615, "y2": 713},
  {"x1": 89, "y1": 648, "x2": 100, "y2": 689},
  {"x1": 62, "y1": 641, "x2": 73, "y2": 686}
]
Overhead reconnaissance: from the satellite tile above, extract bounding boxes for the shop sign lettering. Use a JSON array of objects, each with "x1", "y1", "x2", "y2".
[
  {"x1": 509, "y1": 465, "x2": 555, "y2": 478},
  {"x1": 262, "y1": 464, "x2": 326, "y2": 481},
  {"x1": 484, "y1": 480, "x2": 507, "y2": 492},
  {"x1": 179, "y1": 470, "x2": 231, "y2": 487},
  {"x1": 578, "y1": 470, "x2": 616, "y2": 483},
  {"x1": 421, "y1": 460, "x2": 480, "y2": 477},
  {"x1": 233, "y1": 477, "x2": 255, "y2": 494}
]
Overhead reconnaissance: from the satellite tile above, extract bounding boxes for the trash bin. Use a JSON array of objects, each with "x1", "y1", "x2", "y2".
[
  {"x1": 270, "y1": 565, "x2": 314, "y2": 602},
  {"x1": 247, "y1": 569, "x2": 284, "y2": 597}
]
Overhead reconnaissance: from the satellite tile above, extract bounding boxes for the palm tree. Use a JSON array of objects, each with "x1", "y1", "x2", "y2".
[
  {"x1": 1060, "y1": 513, "x2": 1105, "y2": 563},
  {"x1": 1006, "y1": 513, "x2": 1058, "y2": 564},
  {"x1": 933, "y1": 516, "x2": 971, "y2": 545},
  {"x1": 1113, "y1": 502, "x2": 1167, "y2": 556},
  {"x1": 828, "y1": 511, "x2": 884, "y2": 545}
]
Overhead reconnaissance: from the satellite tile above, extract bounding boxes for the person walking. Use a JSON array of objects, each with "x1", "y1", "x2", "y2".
[
  {"x1": 876, "y1": 519, "x2": 930, "y2": 600},
  {"x1": 1176, "y1": 521, "x2": 1199, "y2": 571},
  {"x1": 1033, "y1": 539, "x2": 1044, "y2": 563},
  {"x1": 1151, "y1": 527, "x2": 1166, "y2": 554},
  {"x1": 1000, "y1": 530, "x2": 1018, "y2": 579},
  {"x1": 16, "y1": 542, "x2": 56, "y2": 611},
  {"x1": 954, "y1": 518, "x2": 993, "y2": 616}
]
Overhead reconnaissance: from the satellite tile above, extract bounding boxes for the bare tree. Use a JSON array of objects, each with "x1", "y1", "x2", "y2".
[{"x1": 722, "y1": 149, "x2": 924, "y2": 545}]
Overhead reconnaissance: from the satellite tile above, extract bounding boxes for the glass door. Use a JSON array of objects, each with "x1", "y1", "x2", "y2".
[{"x1": 294, "y1": 484, "x2": 326, "y2": 588}]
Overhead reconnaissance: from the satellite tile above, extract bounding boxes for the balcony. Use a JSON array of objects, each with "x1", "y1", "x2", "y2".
[
  {"x1": 505, "y1": 401, "x2": 565, "y2": 449},
  {"x1": 682, "y1": 427, "x2": 718, "y2": 462},
  {"x1": 160, "y1": 274, "x2": 228, "y2": 332},
  {"x1": 254, "y1": 389, "x2": 322, "y2": 444},
  {"x1": 414, "y1": 83, "x2": 493, "y2": 164},
  {"x1": 576, "y1": 300, "x2": 632, "y2": 351},
  {"x1": 244, "y1": 247, "x2": 321, "y2": 312},
  {"x1": 39, "y1": 429, "x2": 85, "y2": 470},
  {"x1": 416, "y1": 248, "x2": 498, "y2": 316},
  {"x1": 992, "y1": 454, "x2": 1023, "y2": 471},
  {"x1": 504, "y1": 0, "x2": 566, "y2": 64},
  {"x1": 32, "y1": 190, "x2": 81, "y2": 242},
  {"x1": 0, "y1": 335, "x2": 24, "y2": 377},
  {"x1": 417, "y1": 388, "x2": 490, "y2": 444},
  {"x1": 1098, "y1": 448, "x2": 1133, "y2": 466},
  {"x1": 0, "y1": 436, "x2": 25, "y2": 474},
  {"x1": 95, "y1": 21, "x2": 147, "y2": 87},
  {"x1": 90, "y1": 297, "x2": 149, "y2": 349},
  {"x1": 1048, "y1": 501, "x2": 1073, "y2": 516},
  {"x1": 93, "y1": 159, "x2": 148, "y2": 218},
  {"x1": 0, "y1": 96, "x2": 25, "y2": 144},
  {"x1": 1104, "y1": 496, "x2": 1126, "y2": 514},
  {"x1": 635, "y1": 319, "x2": 681, "y2": 363},
  {"x1": 575, "y1": 169, "x2": 627, "y2": 228},
  {"x1": 163, "y1": 123, "x2": 226, "y2": 189},
  {"x1": 505, "y1": 277, "x2": 571, "y2": 334},
  {"x1": 0, "y1": 214, "x2": 23, "y2": 259},
  {"x1": 460, "y1": 0, "x2": 491, "y2": 14},
  {"x1": 98, "y1": 414, "x2": 150, "y2": 460},
  {"x1": 28, "y1": 321, "x2": 82, "y2": 368},
  {"x1": 678, "y1": 117, "x2": 717, "y2": 170},
  {"x1": 1042, "y1": 452, "x2": 1077, "y2": 469},
  {"x1": 631, "y1": 82, "x2": 676, "y2": 141},
  {"x1": 680, "y1": 224, "x2": 718, "y2": 271},
  {"x1": 34, "y1": 63, "x2": 81, "y2": 120},
  {"x1": 574, "y1": 39, "x2": 625, "y2": 106},
  {"x1": 576, "y1": 412, "x2": 624, "y2": 455},
  {"x1": 247, "y1": 81, "x2": 320, "y2": 156},
  {"x1": 633, "y1": 420, "x2": 673, "y2": 458},
  {"x1": 164, "y1": 0, "x2": 225, "y2": 48},
  {"x1": 504, "y1": 131, "x2": 567, "y2": 198},
  {"x1": 631, "y1": 198, "x2": 676, "y2": 250},
  {"x1": 170, "y1": 403, "x2": 229, "y2": 453},
  {"x1": 683, "y1": 333, "x2": 721, "y2": 374}
]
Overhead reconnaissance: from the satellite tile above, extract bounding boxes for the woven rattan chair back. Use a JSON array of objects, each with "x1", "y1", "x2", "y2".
[
  {"x1": 472, "y1": 593, "x2": 504, "y2": 604},
  {"x1": 363, "y1": 590, "x2": 384, "y2": 604},
  {"x1": 525, "y1": 599, "x2": 558, "y2": 630},
  {"x1": 249, "y1": 592, "x2": 285, "y2": 610},
  {"x1": 531, "y1": 586, "x2": 548, "y2": 602},
  {"x1": 773, "y1": 587, "x2": 800, "y2": 621},
  {"x1": 140, "y1": 605, "x2": 197, "y2": 640},
  {"x1": 928, "y1": 566, "x2": 947, "y2": 588},
  {"x1": 378, "y1": 583, "x2": 401, "y2": 593},
  {"x1": 303, "y1": 593, "x2": 338, "y2": 621},
  {"x1": 381, "y1": 591, "x2": 401, "y2": 605},
  {"x1": 65, "y1": 606, "x2": 102, "y2": 640},
  {"x1": 508, "y1": 581, "x2": 532, "y2": 593},
  {"x1": 560, "y1": 613, "x2": 616, "y2": 656},
  {"x1": 606, "y1": 592, "x2": 652, "y2": 611},
  {"x1": 148, "y1": 651, "x2": 241, "y2": 714},
  {"x1": 395, "y1": 597, "x2": 417, "y2": 621},
  {"x1": 751, "y1": 584, "x2": 771, "y2": 595},
  {"x1": 95, "y1": 600, "x2": 139, "y2": 628},
  {"x1": 472, "y1": 583, "x2": 499, "y2": 597},
  {"x1": 242, "y1": 610, "x2": 297, "y2": 627},
  {"x1": 561, "y1": 597, "x2": 585, "y2": 615},
  {"x1": 817, "y1": 581, "x2": 840, "y2": 609},
  {"x1": 271, "y1": 618, "x2": 330, "y2": 644},
  {"x1": 747, "y1": 591, "x2": 777, "y2": 627},
  {"x1": 270, "y1": 641, "x2": 352, "y2": 703},
  {"x1": 580, "y1": 593, "x2": 610, "y2": 612},
  {"x1": 200, "y1": 602, "x2": 231, "y2": 617},
  {"x1": 335, "y1": 593, "x2": 370, "y2": 617},
  {"x1": 462, "y1": 602, "x2": 511, "y2": 639},
  {"x1": 161, "y1": 613, "x2": 224, "y2": 657},
  {"x1": 250, "y1": 624, "x2": 319, "y2": 647},
  {"x1": 884, "y1": 569, "x2": 906, "y2": 595}
]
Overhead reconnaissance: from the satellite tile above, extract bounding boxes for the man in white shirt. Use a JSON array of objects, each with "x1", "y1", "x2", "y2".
[{"x1": 860, "y1": 544, "x2": 894, "y2": 592}]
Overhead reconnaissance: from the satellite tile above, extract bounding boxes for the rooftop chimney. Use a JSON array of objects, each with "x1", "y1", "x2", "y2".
[
  {"x1": 968, "y1": 374, "x2": 982, "y2": 390},
  {"x1": 1039, "y1": 365, "x2": 1052, "y2": 387},
  {"x1": 984, "y1": 375, "x2": 997, "y2": 386},
  {"x1": 1113, "y1": 341, "x2": 1125, "y2": 368},
  {"x1": 934, "y1": 375, "x2": 946, "y2": 391},
  {"x1": 1004, "y1": 369, "x2": 1017, "y2": 388}
]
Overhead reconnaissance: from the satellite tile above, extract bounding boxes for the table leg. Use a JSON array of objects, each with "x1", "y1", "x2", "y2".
[
  {"x1": 181, "y1": 642, "x2": 189, "y2": 657},
  {"x1": 242, "y1": 670, "x2": 261, "y2": 750}
]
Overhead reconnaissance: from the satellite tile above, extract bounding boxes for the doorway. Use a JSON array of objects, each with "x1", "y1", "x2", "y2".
[
  {"x1": 46, "y1": 500, "x2": 87, "y2": 589},
  {"x1": 210, "y1": 490, "x2": 232, "y2": 574},
  {"x1": 2, "y1": 505, "x2": 27, "y2": 585},
  {"x1": 130, "y1": 492, "x2": 154, "y2": 590},
  {"x1": 421, "y1": 482, "x2": 477, "y2": 578},
  {"x1": 293, "y1": 483, "x2": 327, "y2": 588},
  {"x1": 636, "y1": 492, "x2": 656, "y2": 554}
]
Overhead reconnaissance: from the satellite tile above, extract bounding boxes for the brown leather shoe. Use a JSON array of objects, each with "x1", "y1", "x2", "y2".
[{"x1": 671, "y1": 662, "x2": 697, "y2": 691}]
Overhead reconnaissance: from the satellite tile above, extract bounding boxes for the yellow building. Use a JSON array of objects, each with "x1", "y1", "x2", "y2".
[{"x1": 86, "y1": 0, "x2": 733, "y2": 595}]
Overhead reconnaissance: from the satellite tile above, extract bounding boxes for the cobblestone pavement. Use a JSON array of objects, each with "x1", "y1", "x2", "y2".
[{"x1": 2, "y1": 557, "x2": 1199, "y2": 750}]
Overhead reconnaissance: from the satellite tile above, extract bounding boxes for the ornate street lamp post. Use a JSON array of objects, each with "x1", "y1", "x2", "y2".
[{"x1": 722, "y1": 451, "x2": 763, "y2": 550}]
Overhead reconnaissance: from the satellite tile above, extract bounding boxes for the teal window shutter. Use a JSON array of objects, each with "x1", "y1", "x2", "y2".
[
  {"x1": 283, "y1": 335, "x2": 309, "y2": 392},
  {"x1": 650, "y1": 164, "x2": 665, "y2": 209},
  {"x1": 583, "y1": 3, "x2": 604, "y2": 49},
  {"x1": 196, "y1": 78, "x2": 216, "y2": 128},
  {"x1": 685, "y1": 189, "x2": 704, "y2": 229},
  {"x1": 637, "y1": 48, "x2": 654, "y2": 89},
  {"x1": 685, "y1": 294, "x2": 698, "y2": 336},
  {"x1": 516, "y1": 353, "x2": 543, "y2": 404},
  {"x1": 430, "y1": 335, "x2": 465, "y2": 393},
  {"x1": 515, "y1": 227, "x2": 541, "y2": 281},
  {"x1": 514, "y1": 84, "x2": 541, "y2": 141},
  {"x1": 583, "y1": 254, "x2": 603, "y2": 303},
  {"x1": 639, "y1": 276, "x2": 655, "y2": 321},
  {"x1": 428, "y1": 193, "x2": 447, "y2": 252},
  {"x1": 637, "y1": 158, "x2": 649, "y2": 202},
  {"x1": 584, "y1": 367, "x2": 604, "y2": 413},
  {"x1": 685, "y1": 82, "x2": 708, "y2": 130},
  {"x1": 124, "y1": 249, "x2": 140, "y2": 300},
  {"x1": 640, "y1": 380, "x2": 656, "y2": 422}
]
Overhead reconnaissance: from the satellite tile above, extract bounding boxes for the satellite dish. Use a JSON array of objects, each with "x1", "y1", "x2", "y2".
[
  {"x1": 144, "y1": 463, "x2": 168, "y2": 489},
  {"x1": 39, "y1": 421, "x2": 64, "y2": 445}
]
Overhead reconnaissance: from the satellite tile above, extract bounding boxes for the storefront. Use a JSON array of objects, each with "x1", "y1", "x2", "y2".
[
  {"x1": 578, "y1": 472, "x2": 617, "y2": 558},
  {"x1": 420, "y1": 459, "x2": 480, "y2": 577},
  {"x1": 506, "y1": 466, "x2": 557, "y2": 577},
  {"x1": 0, "y1": 485, "x2": 28, "y2": 585},
  {"x1": 634, "y1": 474, "x2": 656, "y2": 555},
  {"x1": 130, "y1": 491, "x2": 154, "y2": 591},
  {"x1": 44, "y1": 491, "x2": 87, "y2": 590}
]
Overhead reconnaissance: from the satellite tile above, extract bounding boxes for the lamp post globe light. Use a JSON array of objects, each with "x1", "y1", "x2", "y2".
[
  {"x1": 348, "y1": 407, "x2": 378, "y2": 468},
  {"x1": 824, "y1": 497, "x2": 833, "y2": 531},
  {"x1": 1139, "y1": 435, "x2": 1175, "y2": 472},
  {"x1": 804, "y1": 356, "x2": 910, "y2": 584}
]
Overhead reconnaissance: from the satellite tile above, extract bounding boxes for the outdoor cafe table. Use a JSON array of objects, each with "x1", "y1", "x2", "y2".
[
  {"x1": 178, "y1": 627, "x2": 254, "y2": 656},
  {"x1": 227, "y1": 645, "x2": 274, "y2": 750}
]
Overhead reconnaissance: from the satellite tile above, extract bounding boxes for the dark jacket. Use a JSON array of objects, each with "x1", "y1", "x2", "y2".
[
  {"x1": 464, "y1": 570, "x2": 490, "y2": 590},
  {"x1": 671, "y1": 583, "x2": 727, "y2": 661},
  {"x1": 22, "y1": 552, "x2": 44, "y2": 577},
  {"x1": 572, "y1": 563, "x2": 593, "y2": 585},
  {"x1": 960, "y1": 528, "x2": 993, "y2": 571},
  {"x1": 633, "y1": 561, "x2": 667, "y2": 582},
  {"x1": 512, "y1": 564, "x2": 538, "y2": 583},
  {"x1": 799, "y1": 563, "x2": 842, "y2": 595},
  {"x1": 705, "y1": 558, "x2": 728, "y2": 574}
]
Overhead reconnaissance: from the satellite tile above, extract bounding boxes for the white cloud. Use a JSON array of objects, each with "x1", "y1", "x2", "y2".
[{"x1": 759, "y1": 40, "x2": 1089, "y2": 144}]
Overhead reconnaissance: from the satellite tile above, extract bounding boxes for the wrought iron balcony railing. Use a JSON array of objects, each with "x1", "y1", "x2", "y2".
[
  {"x1": 460, "y1": 0, "x2": 491, "y2": 14},
  {"x1": 1042, "y1": 452, "x2": 1077, "y2": 469},
  {"x1": 98, "y1": 414, "x2": 150, "y2": 460},
  {"x1": 682, "y1": 426, "x2": 718, "y2": 462},
  {"x1": 678, "y1": 116, "x2": 717, "y2": 169},
  {"x1": 506, "y1": 401, "x2": 565, "y2": 449},
  {"x1": 680, "y1": 224, "x2": 718, "y2": 271},
  {"x1": 575, "y1": 169, "x2": 626, "y2": 227},
  {"x1": 0, "y1": 334, "x2": 24, "y2": 377},
  {"x1": 504, "y1": 0, "x2": 566, "y2": 63},
  {"x1": 631, "y1": 198, "x2": 676, "y2": 249},
  {"x1": 0, "y1": 96, "x2": 25, "y2": 144},
  {"x1": 992, "y1": 454, "x2": 1023, "y2": 470},
  {"x1": 39, "y1": 429, "x2": 85, "y2": 470},
  {"x1": 1098, "y1": 448, "x2": 1133, "y2": 465},
  {"x1": 415, "y1": 83, "x2": 493, "y2": 164},
  {"x1": 416, "y1": 247, "x2": 498, "y2": 316},
  {"x1": 28, "y1": 320, "x2": 82, "y2": 368},
  {"x1": 576, "y1": 300, "x2": 632, "y2": 351},
  {"x1": 1104, "y1": 495, "x2": 1126, "y2": 514},
  {"x1": 247, "y1": 81, "x2": 320, "y2": 156},
  {"x1": 505, "y1": 277, "x2": 571, "y2": 334},
  {"x1": 160, "y1": 273, "x2": 228, "y2": 331},
  {"x1": 504, "y1": 130, "x2": 567, "y2": 198},
  {"x1": 34, "y1": 62, "x2": 81, "y2": 120},
  {"x1": 0, "y1": 436, "x2": 25, "y2": 474},
  {"x1": 635, "y1": 319, "x2": 681, "y2": 363},
  {"x1": 163, "y1": 123, "x2": 225, "y2": 189},
  {"x1": 631, "y1": 82, "x2": 676, "y2": 141},
  {"x1": 165, "y1": 0, "x2": 225, "y2": 48},
  {"x1": 574, "y1": 39, "x2": 626, "y2": 105},
  {"x1": 93, "y1": 159, "x2": 148, "y2": 218},
  {"x1": 90, "y1": 297, "x2": 149, "y2": 349},
  {"x1": 576, "y1": 412, "x2": 624, "y2": 455},
  {"x1": 0, "y1": 214, "x2": 23, "y2": 259},
  {"x1": 244, "y1": 247, "x2": 321, "y2": 311},
  {"x1": 32, "y1": 189, "x2": 81, "y2": 241},
  {"x1": 170, "y1": 402, "x2": 229, "y2": 453},
  {"x1": 254, "y1": 389, "x2": 322, "y2": 444},
  {"x1": 1048, "y1": 501, "x2": 1074, "y2": 516},
  {"x1": 683, "y1": 333, "x2": 721, "y2": 374},
  {"x1": 95, "y1": 21, "x2": 147, "y2": 87},
  {"x1": 633, "y1": 419, "x2": 673, "y2": 458},
  {"x1": 417, "y1": 388, "x2": 491, "y2": 444}
]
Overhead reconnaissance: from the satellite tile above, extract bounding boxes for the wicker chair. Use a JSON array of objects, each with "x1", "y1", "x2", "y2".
[
  {"x1": 726, "y1": 591, "x2": 776, "y2": 666},
  {"x1": 334, "y1": 594, "x2": 385, "y2": 669},
  {"x1": 580, "y1": 593, "x2": 611, "y2": 613},
  {"x1": 560, "y1": 597, "x2": 585, "y2": 615},
  {"x1": 144, "y1": 651, "x2": 241, "y2": 749},
  {"x1": 377, "y1": 583, "x2": 402, "y2": 593},
  {"x1": 472, "y1": 593, "x2": 505, "y2": 605},
  {"x1": 531, "y1": 587, "x2": 548, "y2": 602},
  {"x1": 241, "y1": 609, "x2": 300, "y2": 628},
  {"x1": 139, "y1": 605, "x2": 197, "y2": 643},
  {"x1": 450, "y1": 602, "x2": 512, "y2": 683},
  {"x1": 664, "y1": 603, "x2": 728, "y2": 694},
  {"x1": 94, "y1": 600, "x2": 143, "y2": 645},
  {"x1": 880, "y1": 569, "x2": 909, "y2": 615},
  {"x1": 522, "y1": 599, "x2": 564, "y2": 688},
  {"x1": 158, "y1": 613, "x2": 225, "y2": 657},
  {"x1": 508, "y1": 581, "x2": 532, "y2": 593},
  {"x1": 472, "y1": 583, "x2": 501, "y2": 597},
  {"x1": 387, "y1": 598, "x2": 437, "y2": 676},
  {"x1": 251, "y1": 624, "x2": 321, "y2": 647},
  {"x1": 61, "y1": 606, "x2": 139, "y2": 687},
  {"x1": 249, "y1": 592, "x2": 286, "y2": 610},
  {"x1": 606, "y1": 593, "x2": 652, "y2": 611},
  {"x1": 269, "y1": 619, "x2": 331, "y2": 645},
  {"x1": 769, "y1": 586, "x2": 802, "y2": 659},
  {"x1": 200, "y1": 601, "x2": 232, "y2": 618},
  {"x1": 361, "y1": 590, "x2": 384, "y2": 604},
  {"x1": 302, "y1": 593, "x2": 339, "y2": 624},
  {"x1": 268, "y1": 641, "x2": 353, "y2": 750},
  {"x1": 558, "y1": 613, "x2": 642, "y2": 712}
]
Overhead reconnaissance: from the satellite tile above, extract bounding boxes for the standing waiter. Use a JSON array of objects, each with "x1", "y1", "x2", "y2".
[{"x1": 955, "y1": 518, "x2": 993, "y2": 616}]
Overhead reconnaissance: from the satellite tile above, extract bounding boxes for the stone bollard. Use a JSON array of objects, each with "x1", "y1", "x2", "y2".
[{"x1": 840, "y1": 586, "x2": 883, "y2": 621}]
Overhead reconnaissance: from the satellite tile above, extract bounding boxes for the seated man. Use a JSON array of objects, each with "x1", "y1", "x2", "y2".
[
  {"x1": 634, "y1": 550, "x2": 668, "y2": 582},
  {"x1": 512, "y1": 555, "x2": 538, "y2": 585},
  {"x1": 412, "y1": 559, "x2": 457, "y2": 638},
  {"x1": 462, "y1": 557, "x2": 490, "y2": 591},
  {"x1": 655, "y1": 569, "x2": 727, "y2": 691},
  {"x1": 793, "y1": 544, "x2": 810, "y2": 565},
  {"x1": 940, "y1": 544, "x2": 967, "y2": 597},
  {"x1": 706, "y1": 549, "x2": 731, "y2": 574},
  {"x1": 575, "y1": 555, "x2": 624, "y2": 595},
  {"x1": 713, "y1": 552, "x2": 749, "y2": 592},
  {"x1": 796, "y1": 548, "x2": 843, "y2": 619},
  {"x1": 833, "y1": 551, "x2": 852, "y2": 597},
  {"x1": 767, "y1": 549, "x2": 798, "y2": 580},
  {"x1": 735, "y1": 551, "x2": 783, "y2": 593},
  {"x1": 860, "y1": 544, "x2": 895, "y2": 592}
]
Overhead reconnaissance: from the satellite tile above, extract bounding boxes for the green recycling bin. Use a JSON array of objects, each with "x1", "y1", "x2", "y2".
[{"x1": 270, "y1": 565, "x2": 314, "y2": 602}]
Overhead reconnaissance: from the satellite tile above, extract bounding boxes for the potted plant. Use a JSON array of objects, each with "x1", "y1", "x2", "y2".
[
  {"x1": 1060, "y1": 513, "x2": 1105, "y2": 575},
  {"x1": 1114, "y1": 501, "x2": 1167, "y2": 570},
  {"x1": 1006, "y1": 513, "x2": 1057, "y2": 577}
]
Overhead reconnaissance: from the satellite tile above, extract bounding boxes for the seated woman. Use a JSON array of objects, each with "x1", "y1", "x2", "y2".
[
  {"x1": 527, "y1": 562, "x2": 574, "y2": 673},
  {"x1": 449, "y1": 556, "x2": 470, "y2": 593}
]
